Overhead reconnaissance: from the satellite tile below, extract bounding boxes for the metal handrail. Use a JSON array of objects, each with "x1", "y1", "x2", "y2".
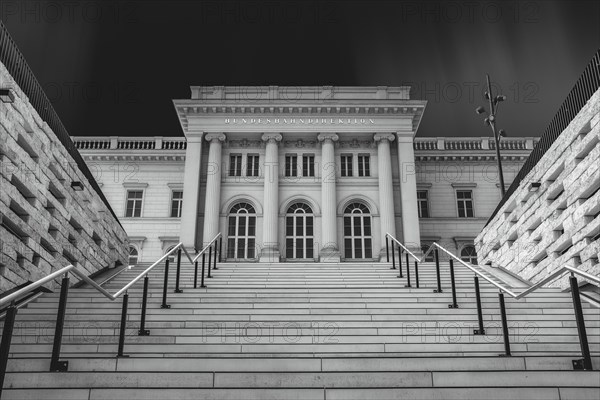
[
  {"x1": 192, "y1": 233, "x2": 222, "y2": 263},
  {"x1": 421, "y1": 241, "x2": 600, "y2": 299},
  {"x1": 0, "y1": 242, "x2": 189, "y2": 307},
  {"x1": 385, "y1": 233, "x2": 421, "y2": 262}
]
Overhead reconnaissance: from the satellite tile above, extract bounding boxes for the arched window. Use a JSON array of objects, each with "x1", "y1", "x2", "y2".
[
  {"x1": 227, "y1": 202, "x2": 257, "y2": 260},
  {"x1": 285, "y1": 202, "x2": 314, "y2": 259},
  {"x1": 461, "y1": 245, "x2": 478, "y2": 264},
  {"x1": 165, "y1": 245, "x2": 177, "y2": 263},
  {"x1": 343, "y1": 202, "x2": 372, "y2": 259},
  {"x1": 128, "y1": 246, "x2": 139, "y2": 266}
]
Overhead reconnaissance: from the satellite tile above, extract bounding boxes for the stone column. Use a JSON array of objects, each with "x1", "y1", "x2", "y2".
[
  {"x1": 179, "y1": 135, "x2": 204, "y2": 250},
  {"x1": 317, "y1": 133, "x2": 340, "y2": 262},
  {"x1": 397, "y1": 134, "x2": 421, "y2": 253},
  {"x1": 374, "y1": 133, "x2": 396, "y2": 260},
  {"x1": 259, "y1": 133, "x2": 282, "y2": 262},
  {"x1": 202, "y1": 133, "x2": 226, "y2": 245}
]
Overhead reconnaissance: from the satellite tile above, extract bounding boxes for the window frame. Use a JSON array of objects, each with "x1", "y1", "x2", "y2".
[
  {"x1": 170, "y1": 189, "x2": 184, "y2": 218},
  {"x1": 357, "y1": 154, "x2": 370, "y2": 177},
  {"x1": 246, "y1": 154, "x2": 260, "y2": 177},
  {"x1": 285, "y1": 154, "x2": 298, "y2": 177},
  {"x1": 340, "y1": 154, "x2": 353, "y2": 177},
  {"x1": 456, "y1": 190, "x2": 474, "y2": 218},
  {"x1": 302, "y1": 154, "x2": 315, "y2": 177},
  {"x1": 417, "y1": 190, "x2": 430, "y2": 218},
  {"x1": 229, "y1": 154, "x2": 243, "y2": 177},
  {"x1": 124, "y1": 189, "x2": 144, "y2": 218}
]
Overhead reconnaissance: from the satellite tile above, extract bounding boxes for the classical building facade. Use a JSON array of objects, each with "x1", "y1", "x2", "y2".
[{"x1": 74, "y1": 86, "x2": 537, "y2": 264}]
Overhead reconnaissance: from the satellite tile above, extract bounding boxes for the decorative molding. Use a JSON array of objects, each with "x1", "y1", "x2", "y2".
[
  {"x1": 167, "y1": 183, "x2": 184, "y2": 190},
  {"x1": 205, "y1": 132, "x2": 226, "y2": 143},
  {"x1": 226, "y1": 139, "x2": 263, "y2": 148},
  {"x1": 317, "y1": 133, "x2": 339, "y2": 143},
  {"x1": 374, "y1": 132, "x2": 396, "y2": 143},
  {"x1": 283, "y1": 139, "x2": 317, "y2": 148},
  {"x1": 451, "y1": 183, "x2": 478, "y2": 188},
  {"x1": 417, "y1": 182, "x2": 433, "y2": 188},
  {"x1": 338, "y1": 138, "x2": 374, "y2": 149},
  {"x1": 122, "y1": 182, "x2": 148, "y2": 189}
]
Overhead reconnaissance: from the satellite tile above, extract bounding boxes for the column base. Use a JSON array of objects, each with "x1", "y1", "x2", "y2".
[
  {"x1": 259, "y1": 247, "x2": 280, "y2": 263},
  {"x1": 319, "y1": 247, "x2": 341, "y2": 263}
]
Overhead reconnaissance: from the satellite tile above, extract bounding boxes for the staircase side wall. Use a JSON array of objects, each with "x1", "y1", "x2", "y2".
[{"x1": 0, "y1": 62, "x2": 129, "y2": 292}]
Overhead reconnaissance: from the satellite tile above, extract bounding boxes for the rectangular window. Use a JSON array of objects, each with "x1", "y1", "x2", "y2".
[
  {"x1": 125, "y1": 190, "x2": 143, "y2": 218},
  {"x1": 417, "y1": 190, "x2": 429, "y2": 218},
  {"x1": 170, "y1": 190, "x2": 183, "y2": 218},
  {"x1": 247, "y1": 154, "x2": 259, "y2": 177},
  {"x1": 341, "y1": 154, "x2": 353, "y2": 177},
  {"x1": 358, "y1": 154, "x2": 370, "y2": 177},
  {"x1": 285, "y1": 154, "x2": 298, "y2": 177},
  {"x1": 457, "y1": 190, "x2": 474, "y2": 218},
  {"x1": 302, "y1": 154, "x2": 315, "y2": 177},
  {"x1": 229, "y1": 154, "x2": 242, "y2": 176}
]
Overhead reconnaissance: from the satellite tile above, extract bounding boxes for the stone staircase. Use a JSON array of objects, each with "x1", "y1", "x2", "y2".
[{"x1": 1, "y1": 260, "x2": 599, "y2": 399}]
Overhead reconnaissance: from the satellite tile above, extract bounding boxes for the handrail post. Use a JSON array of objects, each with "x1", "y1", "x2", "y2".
[
  {"x1": 161, "y1": 259, "x2": 171, "y2": 309},
  {"x1": 434, "y1": 249, "x2": 442, "y2": 293},
  {"x1": 117, "y1": 292, "x2": 129, "y2": 357},
  {"x1": 138, "y1": 275, "x2": 150, "y2": 336},
  {"x1": 498, "y1": 290, "x2": 511, "y2": 356},
  {"x1": 201, "y1": 253, "x2": 207, "y2": 287},
  {"x1": 391, "y1": 242, "x2": 396, "y2": 269},
  {"x1": 397, "y1": 246, "x2": 403, "y2": 278},
  {"x1": 569, "y1": 274, "x2": 593, "y2": 370},
  {"x1": 385, "y1": 236, "x2": 390, "y2": 262},
  {"x1": 50, "y1": 273, "x2": 70, "y2": 372},
  {"x1": 473, "y1": 276, "x2": 486, "y2": 335},
  {"x1": 404, "y1": 253, "x2": 411, "y2": 287},
  {"x1": 218, "y1": 237, "x2": 223, "y2": 263},
  {"x1": 448, "y1": 259, "x2": 458, "y2": 308},
  {"x1": 0, "y1": 301, "x2": 18, "y2": 394},
  {"x1": 213, "y1": 242, "x2": 218, "y2": 271},
  {"x1": 193, "y1": 261, "x2": 199, "y2": 289},
  {"x1": 207, "y1": 246, "x2": 213, "y2": 278},
  {"x1": 414, "y1": 261, "x2": 420, "y2": 288},
  {"x1": 174, "y1": 248, "x2": 183, "y2": 293}
]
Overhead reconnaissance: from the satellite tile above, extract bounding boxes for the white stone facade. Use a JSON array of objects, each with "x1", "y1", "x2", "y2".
[
  {"x1": 75, "y1": 133, "x2": 535, "y2": 265},
  {"x1": 477, "y1": 89, "x2": 600, "y2": 289},
  {"x1": 0, "y1": 62, "x2": 128, "y2": 291}
]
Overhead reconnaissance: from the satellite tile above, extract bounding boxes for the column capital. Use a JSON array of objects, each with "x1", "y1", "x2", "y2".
[
  {"x1": 374, "y1": 133, "x2": 396, "y2": 143},
  {"x1": 317, "y1": 133, "x2": 339, "y2": 143},
  {"x1": 205, "y1": 133, "x2": 226, "y2": 143},
  {"x1": 261, "y1": 133, "x2": 283, "y2": 143}
]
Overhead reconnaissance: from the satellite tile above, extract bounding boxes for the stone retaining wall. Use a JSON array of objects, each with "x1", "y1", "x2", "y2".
[
  {"x1": 0, "y1": 62, "x2": 128, "y2": 292},
  {"x1": 476, "y1": 89, "x2": 600, "y2": 289}
]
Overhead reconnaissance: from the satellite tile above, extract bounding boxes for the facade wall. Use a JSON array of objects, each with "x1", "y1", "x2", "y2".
[
  {"x1": 476, "y1": 90, "x2": 600, "y2": 289},
  {"x1": 0, "y1": 63, "x2": 128, "y2": 292},
  {"x1": 76, "y1": 135, "x2": 535, "y2": 264}
]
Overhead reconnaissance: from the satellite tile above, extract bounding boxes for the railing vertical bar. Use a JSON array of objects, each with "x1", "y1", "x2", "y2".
[
  {"x1": 473, "y1": 276, "x2": 486, "y2": 335},
  {"x1": 405, "y1": 253, "x2": 411, "y2": 287},
  {"x1": 385, "y1": 236, "x2": 390, "y2": 262},
  {"x1": 569, "y1": 275, "x2": 593, "y2": 370},
  {"x1": 213, "y1": 242, "x2": 218, "y2": 271},
  {"x1": 201, "y1": 253, "x2": 207, "y2": 287},
  {"x1": 174, "y1": 248, "x2": 183, "y2": 293},
  {"x1": 448, "y1": 259, "x2": 458, "y2": 308},
  {"x1": 0, "y1": 301, "x2": 18, "y2": 394},
  {"x1": 434, "y1": 249, "x2": 442, "y2": 293},
  {"x1": 193, "y1": 261, "x2": 199, "y2": 289},
  {"x1": 397, "y1": 247, "x2": 403, "y2": 278},
  {"x1": 391, "y1": 242, "x2": 396, "y2": 270},
  {"x1": 207, "y1": 246, "x2": 213, "y2": 278},
  {"x1": 138, "y1": 275, "x2": 150, "y2": 336},
  {"x1": 219, "y1": 237, "x2": 223, "y2": 263},
  {"x1": 499, "y1": 291, "x2": 511, "y2": 356},
  {"x1": 414, "y1": 261, "x2": 420, "y2": 288},
  {"x1": 117, "y1": 292, "x2": 129, "y2": 357},
  {"x1": 50, "y1": 274, "x2": 70, "y2": 372},
  {"x1": 161, "y1": 259, "x2": 171, "y2": 309}
]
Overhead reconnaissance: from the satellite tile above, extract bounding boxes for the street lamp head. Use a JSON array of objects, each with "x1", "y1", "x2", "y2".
[
  {"x1": 475, "y1": 106, "x2": 486, "y2": 114},
  {"x1": 499, "y1": 129, "x2": 507, "y2": 138},
  {"x1": 484, "y1": 117, "x2": 490, "y2": 126},
  {"x1": 484, "y1": 91, "x2": 490, "y2": 100},
  {"x1": 495, "y1": 95, "x2": 507, "y2": 103}
]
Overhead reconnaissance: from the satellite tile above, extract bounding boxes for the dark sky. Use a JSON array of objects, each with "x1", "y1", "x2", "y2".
[{"x1": 2, "y1": 0, "x2": 599, "y2": 138}]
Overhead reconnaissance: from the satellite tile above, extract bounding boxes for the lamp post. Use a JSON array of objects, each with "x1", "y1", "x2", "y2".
[{"x1": 476, "y1": 74, "x2": 507, "y2": 197}]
